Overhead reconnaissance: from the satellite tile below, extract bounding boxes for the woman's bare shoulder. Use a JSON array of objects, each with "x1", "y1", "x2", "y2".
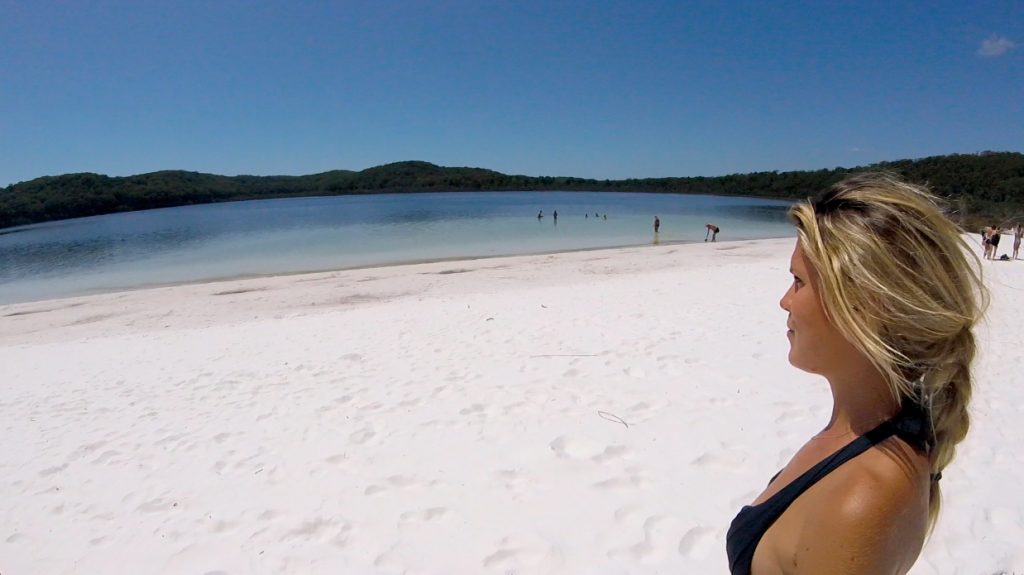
[{"x1": 791, "y1": 440, "x2": 929, "y2": 574}]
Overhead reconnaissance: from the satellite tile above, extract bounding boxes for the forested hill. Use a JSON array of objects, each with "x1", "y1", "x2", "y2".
[{"x1": 2, "y1": 153, "x2": 1022, "y2": 229}]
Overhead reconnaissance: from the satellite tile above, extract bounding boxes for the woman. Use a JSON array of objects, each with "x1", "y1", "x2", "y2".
[
  {"x1": 1013, "y1": 224, "x2": 1022, "y2": 260},
  {"x1": 727, "y1": 173, "x2": 986, "y2": 574},
  {"x1": 989, "y1": 225, "x2": 1002, "y2": 259}
]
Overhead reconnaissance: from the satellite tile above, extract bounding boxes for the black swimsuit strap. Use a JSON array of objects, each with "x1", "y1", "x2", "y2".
[
  {"x1": 726, "y1": 406, "x2": 929, "y2": 575},
  {"x1": 756, "y1": 418, "x2": 898, "y2": 513}
]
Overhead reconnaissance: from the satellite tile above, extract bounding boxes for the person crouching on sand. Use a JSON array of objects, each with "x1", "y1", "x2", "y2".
[{"x1": 726, "y1": 173, "x2": 986, "y2": 575}]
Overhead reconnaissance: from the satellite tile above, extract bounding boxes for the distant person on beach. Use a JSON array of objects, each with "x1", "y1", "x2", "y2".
[
  {"x1": 603, "y1": 214, "x2": 607, "y2": 220},
  {"x1": 705, "y1": 223, "x2": 720, "y2": 242},
  {"x1": 727, "y1": 173, "x2": 986, "y2": 575},
  {"x1": 553, "y1": 210, "x2": 558, "y2": 222},
  {"x1": 989, "y1": 225, "x2": 1001, "y2": 259},
  {"x1": 537, "y1": 210, "x2": 543, "y2": 220},
  {"x1": 654, "y1": 216, "x2": 660, "y2": 233},
  {"x1": 981, "y1": 226, "x2": 992, "y2": 259},
  {"x1": 1014, "y1": 224, "x2": 1022, "y2": 259}
]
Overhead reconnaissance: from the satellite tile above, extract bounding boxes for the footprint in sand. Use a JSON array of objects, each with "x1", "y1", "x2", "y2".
[
  {"x1": 280, "y1": 517, "x2": 352, "y2": 548},
  {"x1": 614, "y1": 504, "x2": 643, "y2": 524},
  {"x1": 459, "y1": 403, "x2": 487, "y2": 416},
  {"x1": 624, "y1": 366, "x2": 647, "y2": 378},
  {"x1": 397, "y1": 397, "x2": 421, "y2": 409},
  {"x1": 678, "y1": 526, "x2": 716, "y2": 559},
  {"x1": 482, "y1": 536, "x2": 546, "y2": 568},
  {"x1": 258, "y1": 509, "x2": 282, "y2": 521},
  {"x1": 691, "y1": 449, "x2": 746, "y2": 473},
  {"x1": 432, "y1": 384, "x2": 455, "y2": 398},
  {"x1": 773, "y1": 408, "x2": 805, "y2": 424},
  {"x1": 608, "y1": 515, "x2": 677, "y2": 562},
  {"x1": 365, "y1": 474, "x2": 434, "y2": 496},
  {"x1": 626, "y1": 400, "x2": 667, "y2": 424},
  {"x1": 493, "y1": 468, "x2": 533, "y2": 500},
  {"x1": 349, "y1": 427, "x2": 376, "y2": 444},
  {"x1": 399, "y1": 507, "x2": 450, "y2": 524},
  {"x1": 324, "y1": 453, "x2": 349, "y2": 466},
  {"x1": 549, "y1": 435, "x2": 606, "y2": 459},
  {"x1": 591, "y1": 444, "x2": 632, "y2": 464},
  {"x1": 593, "y1": 466, "x2": 651, "y2": 490},
  {"x1": 38, "y1": 463, "x2": 68, "y2": 477},
  {"x1": 212, "y1": 432, "x2": 233, "y2": 444}
]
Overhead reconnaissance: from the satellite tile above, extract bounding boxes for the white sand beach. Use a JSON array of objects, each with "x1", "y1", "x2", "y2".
[{"x1": 2, "y1": 237, "x2": 1021, "y2": 574}]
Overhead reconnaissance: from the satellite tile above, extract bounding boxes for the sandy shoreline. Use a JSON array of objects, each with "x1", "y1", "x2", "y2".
[{"x1": 2, "y1": 237, "x2": 1022, "y2": 574}]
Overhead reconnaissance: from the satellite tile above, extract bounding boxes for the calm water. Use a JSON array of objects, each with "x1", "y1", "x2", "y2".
[{"x1": 0, "y1": 191, "x2": 796, "y2": 304}]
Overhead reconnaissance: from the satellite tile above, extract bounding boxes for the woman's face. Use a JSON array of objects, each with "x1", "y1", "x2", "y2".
[{"x1": 779, "y1": 241, "x2": 861, "y2": 376}]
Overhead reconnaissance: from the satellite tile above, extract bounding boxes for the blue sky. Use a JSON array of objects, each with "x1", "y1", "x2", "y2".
[{"x1": 1, "y1": 1, "x2": 1021, "y2": 186}]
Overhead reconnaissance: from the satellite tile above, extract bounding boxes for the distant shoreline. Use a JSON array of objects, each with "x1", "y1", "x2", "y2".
[
  {"x1": 3, "y1": 152, "x2": 1022, "y2": 230},
  {"x1": 0, "y1": 234, "x2": 798, "y2": 307}
]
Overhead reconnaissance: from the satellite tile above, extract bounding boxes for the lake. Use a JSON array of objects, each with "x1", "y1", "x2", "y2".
[{"x1": 0, "y1": 191, "x2": 797, "y2": 304}]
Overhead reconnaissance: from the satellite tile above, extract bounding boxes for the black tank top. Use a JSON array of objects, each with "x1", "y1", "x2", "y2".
[{"x1": 725, "y1": 405, "x2": 930, "y2": 575}]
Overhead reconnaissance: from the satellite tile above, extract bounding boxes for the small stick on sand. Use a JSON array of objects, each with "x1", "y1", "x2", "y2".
[{"x1": 597, "y1": 411, "x2": 629, "y2": 428}]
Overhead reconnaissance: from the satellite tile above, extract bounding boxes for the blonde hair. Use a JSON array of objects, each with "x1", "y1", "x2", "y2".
[{"x1": 788, "y1": 172, "x2": 987, "y2": 532}]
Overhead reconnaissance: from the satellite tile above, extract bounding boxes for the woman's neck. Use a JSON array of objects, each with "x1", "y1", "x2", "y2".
[{"x1": 823, "y1": 365, "x2": 899, "y2": 435}]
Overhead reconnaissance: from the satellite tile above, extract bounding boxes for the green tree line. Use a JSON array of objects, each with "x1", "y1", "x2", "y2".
[{"x1": 2, "y1": 153, "x2": 1022, "y2": 230}]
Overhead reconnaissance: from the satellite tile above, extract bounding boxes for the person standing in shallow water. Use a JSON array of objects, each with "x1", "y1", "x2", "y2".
[
  {"x1": 654, "y1": 216, "x2": 660, "y2": 233},
  {"x1": 726, "y1": 173, "x2": 986, "y2": 575},
  {"x1": 553, "y1": 210, "x2": 558, "y2": 223}
]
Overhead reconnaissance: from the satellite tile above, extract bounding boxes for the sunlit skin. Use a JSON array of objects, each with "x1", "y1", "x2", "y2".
[
  {"x1": 780, "y1": 242, "x2": 898, "y2": 432},
  {"x1": 745, "y1": 240, "x2": 930, "y2": 574}
]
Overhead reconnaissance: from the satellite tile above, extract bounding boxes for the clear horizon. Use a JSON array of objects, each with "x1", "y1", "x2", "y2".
[{"x1": 2, "y1": 1, "x2": 1021, "y2": 187}]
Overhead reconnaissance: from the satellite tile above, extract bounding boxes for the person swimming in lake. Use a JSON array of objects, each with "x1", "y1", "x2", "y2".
[{"x1": 726, "y1": 173, "x2": 986, "y2": 575}]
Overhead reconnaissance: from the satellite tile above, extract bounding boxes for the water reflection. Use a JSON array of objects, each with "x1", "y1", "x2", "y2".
[{"x1": 0, "y1": 226, "x2": 209, "y2": 281}]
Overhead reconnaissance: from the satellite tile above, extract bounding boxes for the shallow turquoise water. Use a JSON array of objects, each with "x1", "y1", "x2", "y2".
[{"x1": 0, "y1": 191, "x2": 796, "y2": 303}]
